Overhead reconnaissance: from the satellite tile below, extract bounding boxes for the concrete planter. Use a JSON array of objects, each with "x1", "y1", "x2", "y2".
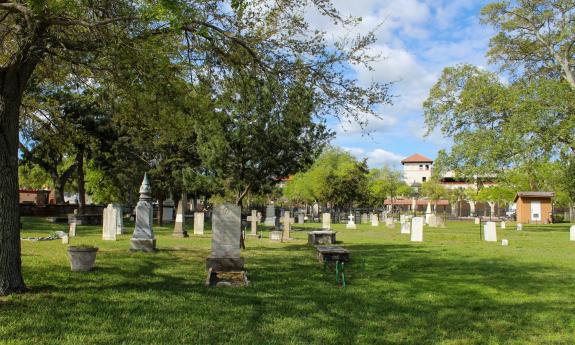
[{"x1": 67, "y1": 246, "x2": 98, "y2": 272}]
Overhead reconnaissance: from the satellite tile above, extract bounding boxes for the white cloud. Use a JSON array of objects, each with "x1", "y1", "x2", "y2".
[{"x1": 366, "y1": 148, "x2": 404, "y2": 167}]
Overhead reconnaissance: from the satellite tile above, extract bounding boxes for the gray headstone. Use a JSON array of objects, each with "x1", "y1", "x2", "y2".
[
  {"x1": 371, "y1": 214, "x2": 379, "y2": 226},
  {"x1": 131, "y1": 173, "x2": 156, "y2": 251},
  {"x1": 298, "y1": 213, "x2": 305, "y2": 224},
  {"x1": 211, "y1": 204, "x2": 241, "y2": 258},
  {"x1": 401, "y1": 221, "x2": 411, "y2": 234},
  {"x1": 385, "y1": 217, "x2": 394, "y2": 229},
  {"x1": 282, "y1": 211, "x2": 292, "y2": 241},
  {"x1": 264, "y1": 205, "x2": 276, "y2": 226},
  {"x1": 113, "y1": 204, "x2": 124, "y2": 234},
  {"x1": 102, "y1": 204, "x2": 118, "y2": 241}
]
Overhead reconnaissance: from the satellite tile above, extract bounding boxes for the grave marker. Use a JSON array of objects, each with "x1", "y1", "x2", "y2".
[
  {"x1": 206, "y1": 204, "x2": 244, "y2": 271},
  {"x1": 322, "y1": 213, "x2": 331, "y2": 230},
  {"x1": 194, "y1": 212, "x2": 205, "y2": 235},
  {"x1": 483, "y1": 222, "x2": 497, "y2": 242},
  {"x1": 131, "y1": 173, "x2": 156, "y2": 252},
  {"x1": 411, "y1": 217, "x2": 423, "y2": 242}
]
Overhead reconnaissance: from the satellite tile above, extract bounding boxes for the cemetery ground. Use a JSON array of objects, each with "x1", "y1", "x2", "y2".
[{"x1": 2, "y1": 219, "x2": 575, "y2": 345}]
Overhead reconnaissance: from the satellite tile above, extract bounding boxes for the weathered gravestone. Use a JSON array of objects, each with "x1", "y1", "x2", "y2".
[
  {"x1": 427, "y1": 214, "x2": 438, "y2": 228},
  {"x1": 322, "y1": 213, "x2": 331, "y2": 230},
  {"x1": 570, "y1": 225, "x2": 575, "y2": 241},
  {"x1": 298, "y1": 212, "x2": 305, "y2": 224},
  {"x1": 500, "y1": 221, "x2": 506, "y2": 229},
  {"x1": 483, "y1": 222, "x2": 497, "y2": 242},
  {"x1": 281, "y1": 211, "x2": 294, "y2": 241},
  {"x1": 371, "y1": 214, "x2": 379, "y2": 226},
  {"x1": 517, "y1": 223, "x2": 523, "y2": 231},
  {"x1": 113, "y1": 204, "x2": 124, "y2": 234},
  {"x1": 385, "y1": 217, "x2": 394, "y2": 229},
  {"x1": 474, "y1": 217, "x2": 480, "y2": 225},
  {"x1": 162, "y1": 199, "x2": 175, "y2": 222},
  {"x1": 346, "y1": 213, "x2": 356, "y2": 229},
  {"x1": 206, "y1": 204, "x2": 243, "y2": 271},
  {"x1": 102, "y1": 204, "x2": 118, "y2": 241},
  {"x1": 247, "y1": 210, "x2": 260, "y2": 236},
  {"x1": 131, "y1": 173, "x2": 156, "y2": 252},
  {"x1": 411, "y1": 217, "x2": 423, "y2": 242},
  {"x1": 502, "y1": 239, "x2": 509, "y2": 246},
  {"x1": 269, "y1": 231, "x2": 282, "y2": 241},
  {"x1": 308, "y1": 230, "x2": 336, "y2": 245},
  {"x1": 172, "y1": 195, "x2": 189, "y2": 238},
  {"x1": 194, "y1": 212, "x2": 205, "y2": 235},
  {"x1": 361, "y1": 213, "x2": 368, "y2": 224},
  {"x1": 69, "y1": 222, "x2": 76, "y2": 237},
  {"x1": 401, "y1": 221, "x2": 411, "y2": 234},
  {"x1": 264, "y1": 205, "x2": 276, "y2": 227}
]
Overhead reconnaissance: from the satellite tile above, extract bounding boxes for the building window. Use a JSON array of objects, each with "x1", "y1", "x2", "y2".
[
  {"x1": 419, "y1": 165, "x2": 423, "y2": 170},
  {"x1": 425, "y1": 165, "x2": 429, "y2": 170},
  {"x1": 422, "y1": 177, "x2": 427, "y2": 182}
]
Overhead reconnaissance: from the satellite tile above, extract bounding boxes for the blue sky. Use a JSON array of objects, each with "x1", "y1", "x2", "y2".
[{"x1": 308, "y1": 0, "x2": 494, "y2": 168}]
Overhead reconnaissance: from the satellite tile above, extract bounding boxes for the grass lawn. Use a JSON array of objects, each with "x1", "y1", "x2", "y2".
[{"x1": 1, "y1": 217, "x2": 575, "y2": 344}]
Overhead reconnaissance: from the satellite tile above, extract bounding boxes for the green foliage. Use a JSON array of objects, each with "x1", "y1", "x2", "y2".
[
  {"x1": 18, "y1": 164, "x2": 51, "y2": 189},
  {"x1": 420, "y1": 179, "x2": 448, "y2": 203},
  {"x1": 366, "y1": 166, "x2": 410, "y2": 207}
]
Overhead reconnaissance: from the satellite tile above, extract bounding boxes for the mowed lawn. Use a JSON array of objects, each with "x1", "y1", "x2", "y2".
[{"x1": 1, "y1": 217, "x2": 575, "y2": 345}]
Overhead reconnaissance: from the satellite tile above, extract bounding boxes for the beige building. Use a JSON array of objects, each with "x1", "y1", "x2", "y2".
[{"x1": 401, "y1": 153, "x2": 433, "y2": 185}]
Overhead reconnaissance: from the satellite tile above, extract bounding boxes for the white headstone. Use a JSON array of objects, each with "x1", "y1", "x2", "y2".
[
  {"x1": 401, "y1": 221, "x2": 411, "y2": 234},
  {"x1": 385, "y1": 217, "x2": 394, "y2": 229},
  {"x1": 474, "y1": 217, "x2": 480, "y2": 225},
  {"x1": 570, "y1": 225, "x2": 575, "y2": 241},
  {"x1": 69, "y1": 222, "x2": 76, "y2": 237},
  {"x1": 298, "y1": 213, "x2": 305, "y2": 224},
  {"x1": 411, "y1": 217, "x2": 423, "y2": 242},
  {"x1": 361, "y1": 213, "x2": 368, "y2": 224},
  {"x1": 516, "y1": 223, "x2": 523, "y2": 231},
  {"x1": 371, "y1": 214, "x2": 379, "y2": 226},
  {"x1": 62, "y1": 235, "x2": 69, "y2": 244},
  {"x1": 427, "y1": 214, "x2": 439, "y2": 228},
  {"x1": 194, "y1": 212, "x2": 205, "y2": 235},
  {"x1": 211, "y1": 204, "x2": 241, "y2": 258},
  {"x1": 502, "y1": 239, "x2": 509, "y2": 246},
  {"x1": 248, "y1": 210, "x2": 259, "y2": 236},
  {"x1": 113, "y1": 204, "x2": 124, "y2": 234},
  {"x1": 500, "y1": 221, "x2": 506, "y2": 229},
  {"x1": 483, "y1": 222, "x2": 497, "y2": 242},
  {"x1": 102, "y1": 204, "x2": 118, "y2": 241},
  {"x1": 346, "y1": 213, "x2": 356, "y2": 229},
  {"x1": 322, "y1": 213, "x2": 331, "y2": 230}
]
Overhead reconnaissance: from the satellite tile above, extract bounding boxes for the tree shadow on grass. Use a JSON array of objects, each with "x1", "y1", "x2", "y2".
[{"x1": 5, "y1": 241, "x2": 575, "y2": 344}]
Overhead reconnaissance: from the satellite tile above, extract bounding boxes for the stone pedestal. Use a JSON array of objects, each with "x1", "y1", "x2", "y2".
[
  {"x1": 308, "y1": 230, "x2": 336, "y2": 245},
  {"x1": 130, "y1": 239, "x2": 157, "y2": 252},
  {"x1": 205, "y1": 257, "x2": 244, "y2": 271}
]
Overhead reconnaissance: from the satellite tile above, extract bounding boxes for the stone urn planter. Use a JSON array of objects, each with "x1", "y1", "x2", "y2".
[{"x1": 67, "y1": 246, "x2": 98, "y2": 272}]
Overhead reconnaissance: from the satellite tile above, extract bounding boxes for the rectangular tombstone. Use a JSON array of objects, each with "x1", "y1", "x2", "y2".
[
  {"x1": 500, "y1": 221, "x2": 506, "y2": 229},
  {"x1": 516, "y1": 223, "x2": 523, "y2": 231},
  {"x1": 411, "y1": 217, "x2": 423, "y2": 242},
  {"x1": 371, "y1": 214, "x2": 379, "y2": 226},
  {"x1": 385, "y1": 218, "x2": 394, "y2": 229},
  {"x1": 570, "y1": 225, "x2": 575, "y2": 241},
  {"x1": 282, "y1": 211, "x2": 292, "y2": 241},
  {"x1": 210, "y1": 204, "x2": 241, "y2": 258},
  {"x1": 483, "y1": 222, "x2": 497, "y2": 242},
  {"x1": 264, "y1": 205, "x2": 276, "y2": 226},
  {"x1": 298, "y1": 213, "x2": 305, "y2": 224},
  {"x1": 102, "y1": 204, "x2": 117, "y2": 241},
  {"x1": 361, "y1": 213, "x2": 368, "y2": 224},
  {"x1": 69, "y1": 222, "x2": 76, "y2": 237},
  {"x1": 401, "y1": 221, "x2": 411, "y2": 234},
  {"x1": 162, "y1": 206, "x2": 174, "y2": 222},
  {"x1": 194, "y1": 212, "x2": 205, "y2": 235},
  {"x1": 114, "y1": 204, "x2": 124, "y2": 234},
  {"x1": 322, "y1": 213, "x2": 331, "y2": 230},
  {"x1": 270, "y1": 231, "x2": 282, "y2": 241},
  {"x1": 308, "y1": 231, "x2": 336, "y2": 245},
  {"x1": 474, "y1": 217, "x2": 480, "y2": 224},
  {"x1": 427, "y1": 214, "x2": 438, "y2": 228}
]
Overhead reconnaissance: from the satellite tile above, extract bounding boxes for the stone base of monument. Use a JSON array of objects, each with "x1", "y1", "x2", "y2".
[
  {"x1": 130, "y1": 239, "x2": 157, "y2": 252},
  {"x1": 308, "y1": 231, "x2": 336, "y2": 245},
  {"x1": 206, "y1": 268, "x2": 249, "y2": 287},
  {"x1": 205, "y1": 257, "x2": 245, "y2": 271},
  {"x1": 172, "y1": 231, "x2": 189, "y2": 238}
]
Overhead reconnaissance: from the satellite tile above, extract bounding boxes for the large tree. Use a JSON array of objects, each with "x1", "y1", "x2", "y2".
[{"x1": 1, "y1": 1, "x2": 391, "y2": 295}]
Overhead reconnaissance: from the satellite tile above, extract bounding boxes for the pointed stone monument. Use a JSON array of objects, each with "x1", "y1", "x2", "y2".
[
  {"x1": 173, "y1": 193, "x2": 189, "y2": 238},
  {"x1": 131, "y1": 173, "x2": 156, "y2": 252}
]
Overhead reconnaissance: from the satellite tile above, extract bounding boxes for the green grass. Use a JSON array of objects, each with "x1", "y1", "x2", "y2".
[{"x1": 2, "y1": 217, "x2": 575, "y2": 344}]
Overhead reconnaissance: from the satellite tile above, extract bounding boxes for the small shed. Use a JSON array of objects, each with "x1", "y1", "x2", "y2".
[{"x1": 514, "y1": 192, "x2": 555, "y2": 224}]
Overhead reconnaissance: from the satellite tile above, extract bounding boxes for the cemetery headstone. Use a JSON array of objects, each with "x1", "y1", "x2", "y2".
[
  {"x1": 500, "y1": 221, "x2": 506, "y2": 229},
  {"x1": 474, "y1": 217, "x2": 480, "y2": 225},
  {"x1": 361, "y1": 213, "x2": 368, "y2": 224},
  {"x1": 194, "y1": 212, "x2": 205, "y2": 235},
  {"x1": 113, "y1": 204, "x2": 124, "y2": 234},
  {"x1": 427, "y1": 214, "x2": 438, "y2": 228},
  {"x1": 162, "y1": 199, "x2": 175, "y2": 222},
  {"x1": 502, "y1": 239, "x2": 509, "y2": 246},
  {"x1": 269, "y1": 231, "x2": 282, "y2": 241},
  {"x1": 385, "y1": 217, "x2": 394, "y2": 229},
  {"x1": 206, "y1": 204, "x2": 243, "y2": 271},
  {"x1": 483, "y1": 222, "x2": 497, "y2": 242},
  {"x1": 346, "y1": 213, "x2": 356, "y2": 229},
  {"x1": 411, "y1": 217, "x2": 423, "y2": 242},
  {"x1": 517, "y1": 223, "x2": 523, "y2": 231},
  {"x1": 102, "y1": 204, "x2": 118, "y2": 241},
  {"x1": 131, "y1": 173, "x2": 156, "y2": 251},
  {"x1": 69, "y1": 222, "x2": 76, "y2": 237},
  {"x1": 264, "y1": 205, "x2": 276, "y2": 227},
  {"x1": 172, "y1": 195, "x2": 189, "y2": 238},
  {"x1": 425, "y1": 202, "x2": 432, "y2": 224},
  {"x1": 247, "y1": 210, "x2": 260, "y2": 236},
  {"x1": 570, "y1": 225, "x2": 575, "y2": 241},
  {"x1": 371, "y1": 214, "x2": 379, "y2": 226},
  {"x1": 401, "y1": 221, "x2": 411, "y2": 234},
  {"x1": 322, "y1": 213, "x2": 331, "y2": 230},
  {"x1": 298, "y1": 212, "x2": 305, "y2": 224},
  {"x1": 282, "y1": 211, "x2": 293, "y2": 241}
]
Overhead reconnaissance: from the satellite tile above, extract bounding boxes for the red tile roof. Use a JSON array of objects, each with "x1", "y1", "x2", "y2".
[{"x1": 401, "y1": 153, "x2": 433, "y2": 164}]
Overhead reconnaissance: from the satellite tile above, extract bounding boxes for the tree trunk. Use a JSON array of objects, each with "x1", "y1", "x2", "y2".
[
  {"x1": 0, "y1": 79, "x2": 27, "y2": 295},
  {"x1": 52, "y1": 175, "x2": 66, "y2": 204},
  {"x1": 77, "y1": 149, "x2": 86, "y2": 215}
]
